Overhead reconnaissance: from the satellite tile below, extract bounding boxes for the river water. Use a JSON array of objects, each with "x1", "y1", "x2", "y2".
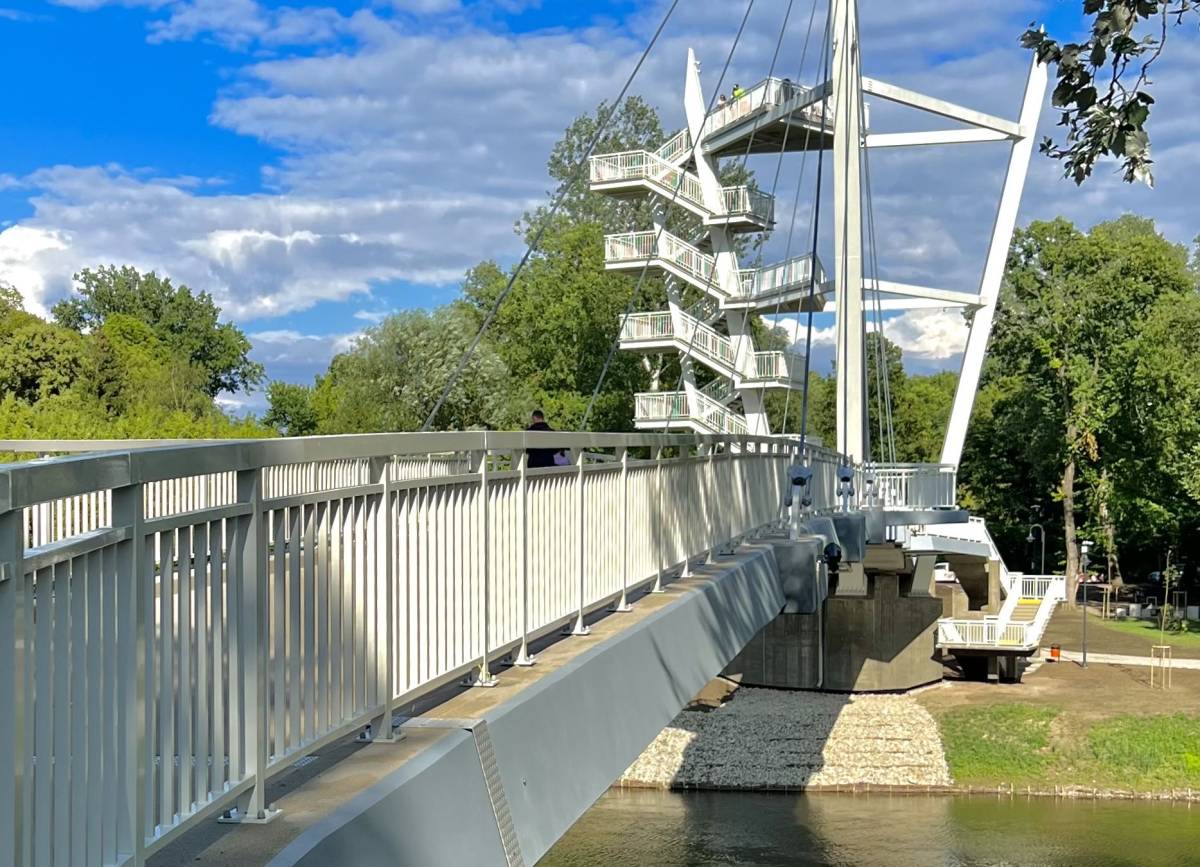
[{"x1": 541, "y1": 789, "x2": 1200, "y2": 866}]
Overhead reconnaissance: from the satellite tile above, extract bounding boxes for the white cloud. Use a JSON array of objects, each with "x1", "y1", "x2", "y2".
[
  {"x1": 0, "y1": 224, "x2": 70, "y2": 315},
  {"x1": 6, "y1": 0, "x2": 1199, "y2": 386},
  {"x1": 872, "y1": 308, "x2": 968, "y2": 360}
]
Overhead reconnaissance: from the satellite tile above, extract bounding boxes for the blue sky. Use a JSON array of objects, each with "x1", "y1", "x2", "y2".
[{"x1": 2, "y1": 0, "x2": 1197, "y2": 412}]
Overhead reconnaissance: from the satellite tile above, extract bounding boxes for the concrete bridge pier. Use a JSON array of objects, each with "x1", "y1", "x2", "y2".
[{"x1": 726, "y1": 520, "x2": 944, "y2": 692}]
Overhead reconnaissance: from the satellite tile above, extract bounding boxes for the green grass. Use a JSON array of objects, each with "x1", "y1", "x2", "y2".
[
  {"x1": 938, "y1": 704, "x2": 1058, "y2": 783},
  {"x1": 1095, "y1": 616, "x2": 1200, "y2": 648},
  {"x1": 1084, "y1": 714, "x2": 1200, "y2": 790},
  {"x1": 936, "y1": 704, "x2": 1200, "y2": 792}
]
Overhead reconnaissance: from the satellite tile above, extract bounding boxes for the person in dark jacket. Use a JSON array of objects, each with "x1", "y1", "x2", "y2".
[{"x1": 525, "y1": 410, "x2": 557, "y2": 468}]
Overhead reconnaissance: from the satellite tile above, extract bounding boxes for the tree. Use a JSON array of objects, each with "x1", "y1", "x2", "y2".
[
  {"x1": 53, "y1": 265, "x2": 264, "y2": 397},
  {"x1": 0, "y1": 318, "x2": 84, "y2": 403},
  {"x1": 463, "y1": 222, "x2": 650, "y2": 431},
  {"x1": 1023, "y1": 1, "x2": 1199, "y2": 186},
  {"x1": 304, "y1": 305, "x2": 514, "y2": 433},
  {"x1": 263, "y1": 382, "x2": 319, "y2": 436},
  {"x1": 961, "y1": 216, "x2": 1199, "y2": 597},
  {"x1": 83, "y1": 314, "x2": 211, "y2": 417},
  {"x1": 0, "y1": 283, "x2": 22, "y2": 315}
]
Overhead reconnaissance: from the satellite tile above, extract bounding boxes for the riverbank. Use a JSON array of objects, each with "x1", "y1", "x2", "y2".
[{"x1": 621, "y1": 655, "x2": 1200, "y2": 801}]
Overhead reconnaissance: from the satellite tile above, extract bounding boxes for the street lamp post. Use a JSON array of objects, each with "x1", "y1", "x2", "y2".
[
  {"x1": 1081, "y1": 540, "x2": 1092, "y2": 668},
  {"x1": 1026, "y1": 523, "x2": 1046, "y2": 574}
]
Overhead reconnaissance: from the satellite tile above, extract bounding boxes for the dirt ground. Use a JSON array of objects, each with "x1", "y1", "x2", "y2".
[
  {"x1": 1041, "y1": 605, "x2": 1200, "y2": 659},
  {"x1": 917, "y1": 654, "x2": 1200, "y2": 722}
]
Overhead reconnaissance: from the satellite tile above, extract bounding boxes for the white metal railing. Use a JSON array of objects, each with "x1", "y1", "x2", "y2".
[
  {"x1": 676, "y1": 310, "x2": 737, "y2": 370},
  {"x1": 0, "y1": 431, "x2": 813, "y2": 866},
  {"x1": 938, "y1": 575, "x2": 1066, "y2": 650},
  {"x1": 656, "y1": 128, "x2": 692, "y2": 163},
  {"x1": 721, "y1": 186, "x2": 774, "y2": 223},
  {"x1": 737, "y1": 253, "x2": 825, "y2": 299},
  {"x1": 699, "y1": 377, "x2": 735, "y2": 403},
  {"x1": 692, "y1": 391, "x2": 749, "y2": 436},
  {"x1": 619, "y1": 310, "x2": 739, "y2": 375},
  {"x1": 589, "y1": 150, "x2": 705, "y2": 210},
  {"x1": 605, "y1": 230, "x2": 718, "y2": 290},
  {"x1": 634, "y1": 391, "x2": 689, "y2": 425},
  {"x1": 17, "y1": 454, "x2": 470, "y2": 549},
  {"x1": 619, "y1": 310, "x2": 674, "y2": 342},
  {"x1": 684, "y1": 294, "x2": 720, "y2": 323},
  {"x1": 750, "y1": 350, "x2": 805, "y2": 383},
  {"x1": 703, "y1": 77, "x2": 829, "y2": 139},
  {"x1": 590, "y1": 151, "x2": 772, "y2": 226},
  {"x1": 866, "y1": 463, "x2": 957, "y2": 510},
  {"x1": 635, "y1": 391, "x2": 749, "y2": 437}
]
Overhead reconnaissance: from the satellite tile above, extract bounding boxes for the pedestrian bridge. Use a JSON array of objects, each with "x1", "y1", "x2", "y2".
[{"x1": 0, "y1": 432, "x2": 956, "y2": 867}]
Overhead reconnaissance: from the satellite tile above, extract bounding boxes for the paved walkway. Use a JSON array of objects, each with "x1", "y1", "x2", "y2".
[{"x1": 1057, "y1": 650, "x2": 1200, "y2": 670}]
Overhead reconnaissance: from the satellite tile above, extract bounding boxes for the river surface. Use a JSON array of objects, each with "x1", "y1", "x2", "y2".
[{"x1": 540, "y1": 789, "x2": 1200, "y2": 866}]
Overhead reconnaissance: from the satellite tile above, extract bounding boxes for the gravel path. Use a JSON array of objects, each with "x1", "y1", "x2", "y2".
[{"x1": 621, "y1": 687, "x2": 952, "y2": 789}]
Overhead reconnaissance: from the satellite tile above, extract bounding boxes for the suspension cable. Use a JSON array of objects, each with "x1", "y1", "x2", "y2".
[
  {"x1": 855, "y1": 0, "x2": 896, "y2": 463},
  {"x1": 582, "y1": 0, "x2": 757, "y2": 430},
  {"x1": 774, "y1": 1, "x2": 825, "y2": 435},
  {"x1": 795, "y1": 12, "x2": 834, "y2": 455},
  {"x1": 423, "y1": 0, "x2": 682, "y2": 431}
]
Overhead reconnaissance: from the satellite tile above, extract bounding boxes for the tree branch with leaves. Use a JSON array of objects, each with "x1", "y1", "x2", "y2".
[{"x1": 1023, "y1": 0, "x2": 1198, "y2": 186}]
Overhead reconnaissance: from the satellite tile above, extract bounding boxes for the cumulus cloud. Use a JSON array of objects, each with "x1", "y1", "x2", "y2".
[{"x1": 6, "y1": 0, "x2": 1200, "y2": 386}]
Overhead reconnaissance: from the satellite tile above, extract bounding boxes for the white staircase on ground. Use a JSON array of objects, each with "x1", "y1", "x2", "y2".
[{"x1": 936, "y1": 573, "x2": 1066, "y2": 652}]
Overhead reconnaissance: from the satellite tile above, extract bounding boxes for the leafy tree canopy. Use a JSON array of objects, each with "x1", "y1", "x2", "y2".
[{"x1": 53, "y1": 265, "x2": 264, "y2": 397}]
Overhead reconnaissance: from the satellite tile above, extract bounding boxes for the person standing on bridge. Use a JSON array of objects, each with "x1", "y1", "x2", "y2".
[
  {"x1": 732, "y1": 83, "x2": 746, "y2": 99},
  {"x1": 526, "y1": 410, "x2": 559, "y2": 469}
]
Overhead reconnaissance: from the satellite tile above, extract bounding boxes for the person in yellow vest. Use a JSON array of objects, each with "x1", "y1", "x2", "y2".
[{"x1": 732, "y1": 83, "x2": 746, "y2": 99}]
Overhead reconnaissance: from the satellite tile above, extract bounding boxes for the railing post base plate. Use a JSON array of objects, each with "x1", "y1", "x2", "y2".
[{"x1": 218, "y1": 807, "x2": 281, "y2": 826}]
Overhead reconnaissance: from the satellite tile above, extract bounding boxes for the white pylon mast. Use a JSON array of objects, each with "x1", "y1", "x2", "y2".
[{"x1": 830, "y1": 0, "x2": 866, "y2": 462}]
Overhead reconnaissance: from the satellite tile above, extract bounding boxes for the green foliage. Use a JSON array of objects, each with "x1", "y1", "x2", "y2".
[
  {"x1": 0, "y1": 269, "x2": 269, "y2": 448},
  {"x1": 1023, "y1": 2, "x2": 1199, "y2": 185},
  {"x1": 0, "y1": 316, "x2": 85, "y2": 402},
  {"x1": 462, "y1": 221, "x2": 649, "y2": 431},
  {"x1": 301, "y1": 305, "x2": 515, "y2": 433},
  {"x1": 523, "y1": 95, "x2": 667, "y2": 239},
  {"x1": 53, "y1": 265, "x2": 264, "y2": 397},
  {"x1": 263, "y1": 381, "x2": 319, "y2": 436},
  {"x1": 938, "y1": 704, "x2": 1058, "y2": 782},
  {"x1": 936, "y1": 703, "x2": 1200, "y2": 791},
  {"x1": 960, "y1": 216, "x2": 1200, "y2": 579}
]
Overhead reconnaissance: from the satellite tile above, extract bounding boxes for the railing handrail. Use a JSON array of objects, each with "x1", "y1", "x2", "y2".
[
  {"x1": 656, "y1": 128, "x2": 692, "y2": 163},
  {"x1": 703, "y1": 77, "x2": 827, "y2": 139},
  {"x1": 0, "y1": 431, "x2": 810, "y2": 511}
]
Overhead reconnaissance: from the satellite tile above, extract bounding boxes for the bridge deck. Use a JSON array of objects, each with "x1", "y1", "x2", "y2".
[{"x1": 150, "y1": 544, "x2": 784, "y2": 867}]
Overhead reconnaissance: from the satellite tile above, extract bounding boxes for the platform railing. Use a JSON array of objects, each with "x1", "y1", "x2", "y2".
[
  {"x1": 736, "y1": 253, "x2": 826, "y2": 302},
  {"x1": 703, "y1": 77, "x2": 828, "y2": 138},
  {"x1": 866, "y1": 463, "x2": 957, "y2": 510},
  {"x1": 0, "y1": 431, "x2": 819, "y2": 867},
  {"x1": 605, "y1": 230, "x2": 717, "y2": 289}
]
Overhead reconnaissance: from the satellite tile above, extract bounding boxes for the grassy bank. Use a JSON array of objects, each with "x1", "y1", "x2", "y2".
[
  {"x1": 936, "y1": 704, "x2": 1200, "y2": 792},
  {"x1": 1094, "y1": 617, "x2": 1200, "y2": 650}
]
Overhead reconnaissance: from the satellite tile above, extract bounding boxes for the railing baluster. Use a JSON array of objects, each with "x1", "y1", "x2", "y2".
[
  {"x1": 235, "y1": 467, "x2": 273, "y2": 823},
  {"x1": 0, "y1": 507, "x2": 25, "y2": 867}
]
